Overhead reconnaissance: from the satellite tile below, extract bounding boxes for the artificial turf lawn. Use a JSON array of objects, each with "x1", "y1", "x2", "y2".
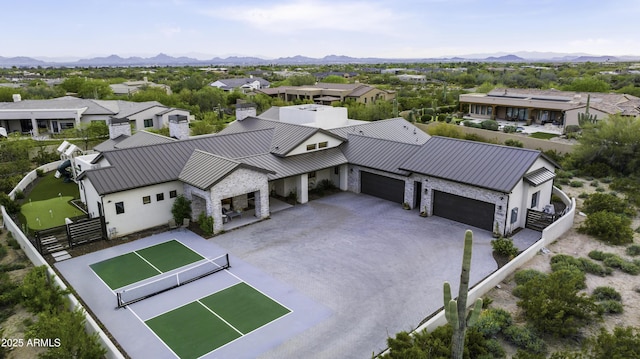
[
  {"x1": 135, "y1": 240, "x2": 204, "y2": 272},
  {"x1": 90, "y1": 252, "x2": 161, "y2": 289},
  {"x1": 146, "y1": 301, "x2": 241, "y2": 359},
  {"x1": 19, "y1": 171, "x2": 84, "y2": 230},
  {"x1": 200, "y1": 282, "x2": 290, "y2": 334},
  {"x1": 20, "y1": 196, "x2": 85, "y2": 230},
  {"x1": 529, "y1": 131, "x2": 559, "y2": 140}
]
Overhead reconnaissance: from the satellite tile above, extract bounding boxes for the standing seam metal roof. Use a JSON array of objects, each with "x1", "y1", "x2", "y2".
[
  {"x1": 340, "y1": 134, "x2": 420, "y2": 175},
  {"x1": 400, "y1": 136, "x2": 542, "y2": 193}
]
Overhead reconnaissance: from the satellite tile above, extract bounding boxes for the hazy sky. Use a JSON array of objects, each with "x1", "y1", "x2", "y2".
[{"x1": 4, "y1": 0, "x2": 639, "y2": 59}]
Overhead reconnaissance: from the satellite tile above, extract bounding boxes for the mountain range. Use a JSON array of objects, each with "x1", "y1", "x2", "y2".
[{"x1": 1, "y1": 52, "x2": 639, "y2": 68}]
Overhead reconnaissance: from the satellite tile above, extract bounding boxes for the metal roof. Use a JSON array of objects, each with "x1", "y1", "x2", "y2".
[
  {"x1": 524, "y1": 167, "x2": 556, "y2": 186},
  {"x1": 328, "y1": 118, "x2": 430, "y2": 145},
  {"x1": 400, "y1": 136, "x2": 543, "y2": 193},
  {"x1": 219, "y1": 117, "x2": 345, "y2": 156},
  {"x1": 239, "y1": 147, "x2": 347, "y2": 180},
  {"x1": 178, "y1": 150, "x2": 241, "y2": 190},
  {"x1": 340, "y1": 134, "x2": 420, "y2": 175}
]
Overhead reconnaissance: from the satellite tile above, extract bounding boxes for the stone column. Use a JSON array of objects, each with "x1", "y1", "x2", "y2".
[
  {"x1": 339, "y1": 164, "x2": 348, "y2": 191},
  {"x1": 30, "y1": 117, "x2": 38, "y2": 136},
  {"x1": 297, "y1": 173, "x2": 308, "y2": 204}
]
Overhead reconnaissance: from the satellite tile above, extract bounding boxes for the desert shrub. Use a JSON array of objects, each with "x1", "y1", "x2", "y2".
[
  {"x1": 569, "y1": 180, "x2": 584, "y2": 187},
  {"x1": 581, "y1": 162, "x2": 612, "y2": 178},
  {"x1": 20, "y1": 266, "x2": 69, "y2": 314},
  {"x1": 474, "y1": 307, "x2": 513, "y2": 337},
  {"x1": 197, "y1": 212, "x2": 214, "y2": 236},
  {"x1": 603, "y1": 255, "x2": 624, "y2": 268},
  {"x1": 565, "y1": 125, "x2": 581, "y2": 133},
  {"x1": 514, "y1": 269, "x2": 546, "y2": 285},
  {"x1": 550, "y1": 254, "x2": 609, "y2": 277},
  {"x1": 14, "y1": 190, "x2": 25, "y2": 200},
  {"x1": 36, "y1": 168, "x2": 45, "y2": 177},
  {"x1": 590, "y1": 180, "x2": 600, "y2": 187},
  {"x1": 517, "y1": 269, "x2": 599, "y2": 337},
  {"x1": 582, "y1": 193, "x2": 635, "y2": 217},
  {"x1": 595, "y1": 186, "x2": 605, "y2": 192},
  {"x1": 504, "y1": 139, "x2": 523, "y2": 148},
  {"x1": 578, "y1": 192, "x2": 589, "y2": 199},
  {"x1": 556, "y1": 178, "x2": 570, "y2": 185},
  {"x1": 579, "y1": 211, "x2": 634, "y2": 245},
  {"x1": 503, "y1": 325, "x2": 547, "y2": 355},
  {"x1": 588, "y1": 250, "x2": 611, "y2": 261},
  {"x1": 601, "y1": 176, "x2": 614, "y2": 183},
  {"x1": 463, "y1": 120, "x2": 482, "y2": 128},
  {"x1": 598, "y1": 300, "x2": 624, "y2": 314},
  {"x1": 626, "y1": 244, "x2": 640, "y2": 256},
  {"x1": 0, "y1": 244, "x2": 6, "y2": 260},
  {"x1": 491, "y1": 237, "x2": 519, "y2": 258},
  {"x1": 592, "y1": 286, "x2": 621, "y2": 302},
  {"x1": 0, "y1": 193, "x2": 21, "y2": 215},
  {"x1": 555, "y1": 170, "x2": 574, "y2": 179},
  {"x1": 386, "y1": 325, "x2": 497, "y2": 359},
  {"x1": 578, "y1": 258, "x2": 611, "y2": 276},
  {"x1": 619, "y1": 261, "x2": 640, "y2": 275},
  {"x1": 481, "y1": 120, "x2": 499, "y2": 131},
  {"x1": 584, "y1": 326, "x2": 640, "y2": 358},
  {"x1": 464, "y1": 133, "x2": 490, "y2": 143},
  {"x1": 503, "y1": 125, "x2": 517, "y2": 133},
  {"x1": 6, "y1": 236, "x2": 20, "y2": 250}
]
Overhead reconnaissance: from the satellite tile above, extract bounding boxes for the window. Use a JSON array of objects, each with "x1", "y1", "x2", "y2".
[
  {"x1": 60, "y1": 122, "x2": 75, "y2": 130},
  {"x1": 115, "y1": 202, "x2": 125, "y2": 214},
  {"x1": 309, "y1": 171, "x2": 316, "y2": 179},
  {"x1": 306, "y1": 143, "x2": 317, "y2": 151},
  {"x1": 531, "y1": 191, "x2": 539, "y2": 208},
  {"x1": 318, "y1": 141, "x2": 328, "y2": 149},
  {"x1": 156, "y1": 193, "x2": 164, "y2": 201},
  {"x1": 334, "y1": 166, "x2": 339, "y2": 175},
  {"x1": 143, "y1": 196, "x2": 151, "y2": 204},
  {"x1": 169, "y1": 190, "x2": 177, "y2": 198},
  {"x1": 143, "y1": 119, "x2": 153, "y2": 128}
]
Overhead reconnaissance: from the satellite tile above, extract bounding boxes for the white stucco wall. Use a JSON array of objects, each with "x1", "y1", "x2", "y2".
[
  {"x1": 79, "y1": 178, "x2": 101, "y2": 218},
  {"x1": 286, "y1": 132, "x2": 343, "y2": 156},
  {"x1": 102, "y1": 181, "x2": 183, "y2": 236}
]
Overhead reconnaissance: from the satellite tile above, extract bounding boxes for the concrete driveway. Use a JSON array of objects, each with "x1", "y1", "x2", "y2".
[{"x1": 211, "y1": 191, "x2": 497, "y2": 359}]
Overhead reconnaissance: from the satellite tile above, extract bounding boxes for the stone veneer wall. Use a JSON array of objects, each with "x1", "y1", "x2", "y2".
[
  {"x1": 108, "y1": 122, "x2": 131, "y2": 139},
  {"x1": 168, "y1": 115, "x2": 189, "y2": 140},
  {"x1": 347, "y1": 165, "x2": 414, "y2": 207}
]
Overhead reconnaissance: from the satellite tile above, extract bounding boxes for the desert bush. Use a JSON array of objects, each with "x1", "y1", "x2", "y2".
[
  {"x1": 598, "y1": 300, "x2": 624, "y2": 314},
  {"x1": 590, "y1": 180, "x2": 600, "y2": 187},
  {"x1": 491, "y1": 237, "x2": 519, "y2": 258},
  {"x1": 171, "y1": 195, "x2": 192, "y2": 224},
  {"x1": 592, "y1": 286, "x2": 622, "y2": 302},
  {"x1": 578, "y1": 192, "x2": 589, "y2": 199},
  {"x1": 503, "y1": 125, "x2": 517, "y2": 133},
  {"x1": 556, "y1": 178, "x2": 570, "y2": 185},
  {"x1": 555, "y1": 170, "x2": 574, "y2": 179},
  {"x1": 595, "y1": 186, "x2": 605, "y2": 192},
  {"x1": 36, "y1": 168, "x2": 45, "y2": 177},
  {"x1": 582, "y1": 193, "x2": 635, "y2": 217},
  {"x1": 14, "y1": 190, "x2": 24, "y2": 200},
  {"x1": 579, "y1": 211, "x2": 634, "y2": 245},
  {"x1": 0, "y1": 244, "x2": 6, "y2": 260},
  {"x1": 569, "y1": 180, "x2": 584, "y2": 187},
  {"x1": 565, "y1": 125, "x2": 581, "y2": 133},
  {"x1": 603, "y1": 255, "x2": 625, "y2": 268},
  {"x1": 197, "y1": 212, "x2": 214, "y2": 236},
  {"x1": 504, "y1": 139, "x2": 523, "y2": 148},
  {"x1": 0, "y1": 193, "x2": 21, "y2": 215},
  {"x1": 503, "y1": 325, "x2": 547, "y2": 354},
  {"x1": 581, "y1": 162, "x2": 612, "y2": 178},
  {"x1": 619, "y1": 261, "x2": 640, "y2": 275},
  {"x1": 481, "y1": 120, "x2": 499, "y2": 131},
  {"x1": 514, "y1": 269, "x2": 546, "y2": 285},
  {"x1": 550, "y1": 254, "x2": 610, "y2": 277},
  {"x1": 626, "y1": 244, "x2": 640, "y2": 256},
  {"x1": 474, "y1": 307, "x2": 513, "y2": 337},
  {"x1": 20, "y1": 266, "x2": 69, "y2": 314},
  {"x1": 462, "y1": 120, "x2": 482, "y2": 128}
]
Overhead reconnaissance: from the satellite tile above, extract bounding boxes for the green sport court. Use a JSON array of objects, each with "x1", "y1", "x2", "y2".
[
  {"x1": 146, "y1": 282, "x2": 291, "y2": 359},
  {"x1": 90, "y1": 239, "x2": 205, "y2": 289}
]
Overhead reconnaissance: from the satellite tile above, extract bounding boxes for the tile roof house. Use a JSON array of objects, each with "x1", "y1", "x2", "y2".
[
  {"x1": 257, "y1": 82, "x2": 395, "y2": 106},
  {"x1": 75, "y1": 104, "x2": 561, "y2": 237},
  {"x1": 459, "y1": 88, "x2": 640, "y2": 131},
  {"x1": 0, "y1": 96, "x2": 189, "y2": 136},
  {"x1": 109, "y1": 78, "x2": 172, "y2": 96}
]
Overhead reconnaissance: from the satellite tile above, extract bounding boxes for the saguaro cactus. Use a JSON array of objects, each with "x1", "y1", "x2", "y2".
[
  {"x1": 443, "y1": 230, "x2": 483, "y2": 359},
  {"x1": 578, "y1": 94, "x2": 598, "y2": 126}
]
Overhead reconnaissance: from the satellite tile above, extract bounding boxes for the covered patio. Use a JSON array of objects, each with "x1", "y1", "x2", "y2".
[{"x1": 221, "y1": 196, "x2": 293, "y2": 232}]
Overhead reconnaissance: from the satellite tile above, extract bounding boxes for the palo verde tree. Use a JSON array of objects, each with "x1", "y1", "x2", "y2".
[{"x1": 443, "y1": 230, "x2": 483, "y2": 359}]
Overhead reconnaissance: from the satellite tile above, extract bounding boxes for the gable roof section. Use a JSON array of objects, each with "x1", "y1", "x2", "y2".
[
  {"x1": 80, "y1": 129, "x2": 274, "y2": 194},
  {"x1": 95, "y1": 131, "x2": 177, "y2": 152},
  {"x1": 219, "y1": 117, "x2": 346, "y2": 156},
  {"x1": 524, "y1": 167, "x2": 556, "y2": 186},
  {"x1": 179, "y1": 150, "x2": 272, "y2": 190},
  {"x1": 328, "y1": 118, "x2": 430, "y2": 145},
  {"x1": 400, "y1": 136, "x2": 543, "y2": 193},
  {"x1": 239, "y1": 147, "x2": 347, "y2": 180},
  {"x1": 340, "y1": 134, "x2": 420, "y2": 175}
]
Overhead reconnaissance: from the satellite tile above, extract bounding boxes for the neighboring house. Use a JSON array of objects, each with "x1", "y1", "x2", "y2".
[
  {"x1": 209, "y1": 77, "x2": 270, "y2": 93},
  {"x1": 75, "y1": 104, "x2": 560, "y2": 238},
  {"x1": 459, "y1": 88, "x2": 640, "y2": 131},
  {"x1": 397, "y1": 74, "x2": 427, "y2": 83},
  {"x1": 0, "y1": 96, "x2": 189, "y2": 135},
  {"x1": 109, "y1": 78, "x2": 172, "y2": 96},
  {"x1": 257, "y1": 82, "x2": 395, "y2": 105}
]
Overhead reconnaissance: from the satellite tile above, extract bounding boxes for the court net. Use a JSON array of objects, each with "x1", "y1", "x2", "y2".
[{"x1": 116, "y1": 253, "x2": 230, "y2": 308}]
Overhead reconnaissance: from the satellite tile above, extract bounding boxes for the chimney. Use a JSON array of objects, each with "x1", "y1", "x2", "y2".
[
  {"x1": 235, "y1": 102, "x2": 256, "y2": 121},
  {"x1": 12, "y1": 94, "x2": 21, "y2": 102},
  {"x1": 108, "y1": 118, "x2": 132, "y2": 139},
  {"x1": 169, "y1": 114, "x2": 189, "y2": 140}
]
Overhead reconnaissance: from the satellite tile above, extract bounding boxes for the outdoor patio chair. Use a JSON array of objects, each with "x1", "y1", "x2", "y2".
[
  {"x1": 168, "y1": 218, "x2": 178, "y2": 230},
  {"x1": 182, "y1": 218, "x2": 190, "y2": 230}
]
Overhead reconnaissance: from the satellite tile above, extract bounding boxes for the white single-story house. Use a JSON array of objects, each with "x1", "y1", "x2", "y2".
[
  {"x1": 75, "y1": 104, "x2": 560, "y2": 237},
  {"x1": 210, "y1": 77, "x2": 270, "y2": 93},
  {"x1": 0, "y1": 96, "x2": 190, "y2": 136}
]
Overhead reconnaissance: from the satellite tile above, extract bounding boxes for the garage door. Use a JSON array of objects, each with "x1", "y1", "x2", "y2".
[
  {"x1": 360, "y1": 171, "x2": 405, "y2": 204},
  {"x1": 433, "y1": 190, "x2": 495, "y2": 231}
]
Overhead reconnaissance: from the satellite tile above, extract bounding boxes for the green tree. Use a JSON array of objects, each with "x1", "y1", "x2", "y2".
[
  {"x1": 321, "y1": 75, "x2": 349, "y2": 84},
  {"x1": 578, "y1": 211, "x2": 634, "y2": 245},
  {"x1": 77, "y1": 79, "x2": 113, "y2": 99},
  {"x1": 571, "y1": 114, "x2": 640, "y2": 175},
  {"x1": 563, "y1": 76, "x2": 610, "y2": 92},
  {"x1": 171, "y1": 195, "x2": 192, "y2": 224}
]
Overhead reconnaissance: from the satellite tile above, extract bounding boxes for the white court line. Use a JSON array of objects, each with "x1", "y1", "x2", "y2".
[
  {"x1": 133, "y1": 251, "x2": 163, "y2": 274},
  {"x1": 127, "y1": 304, "x2": 180, "y2": 359},
  {"x1": 197, "y1": 300, "x2": 244, "y2": 336}
]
